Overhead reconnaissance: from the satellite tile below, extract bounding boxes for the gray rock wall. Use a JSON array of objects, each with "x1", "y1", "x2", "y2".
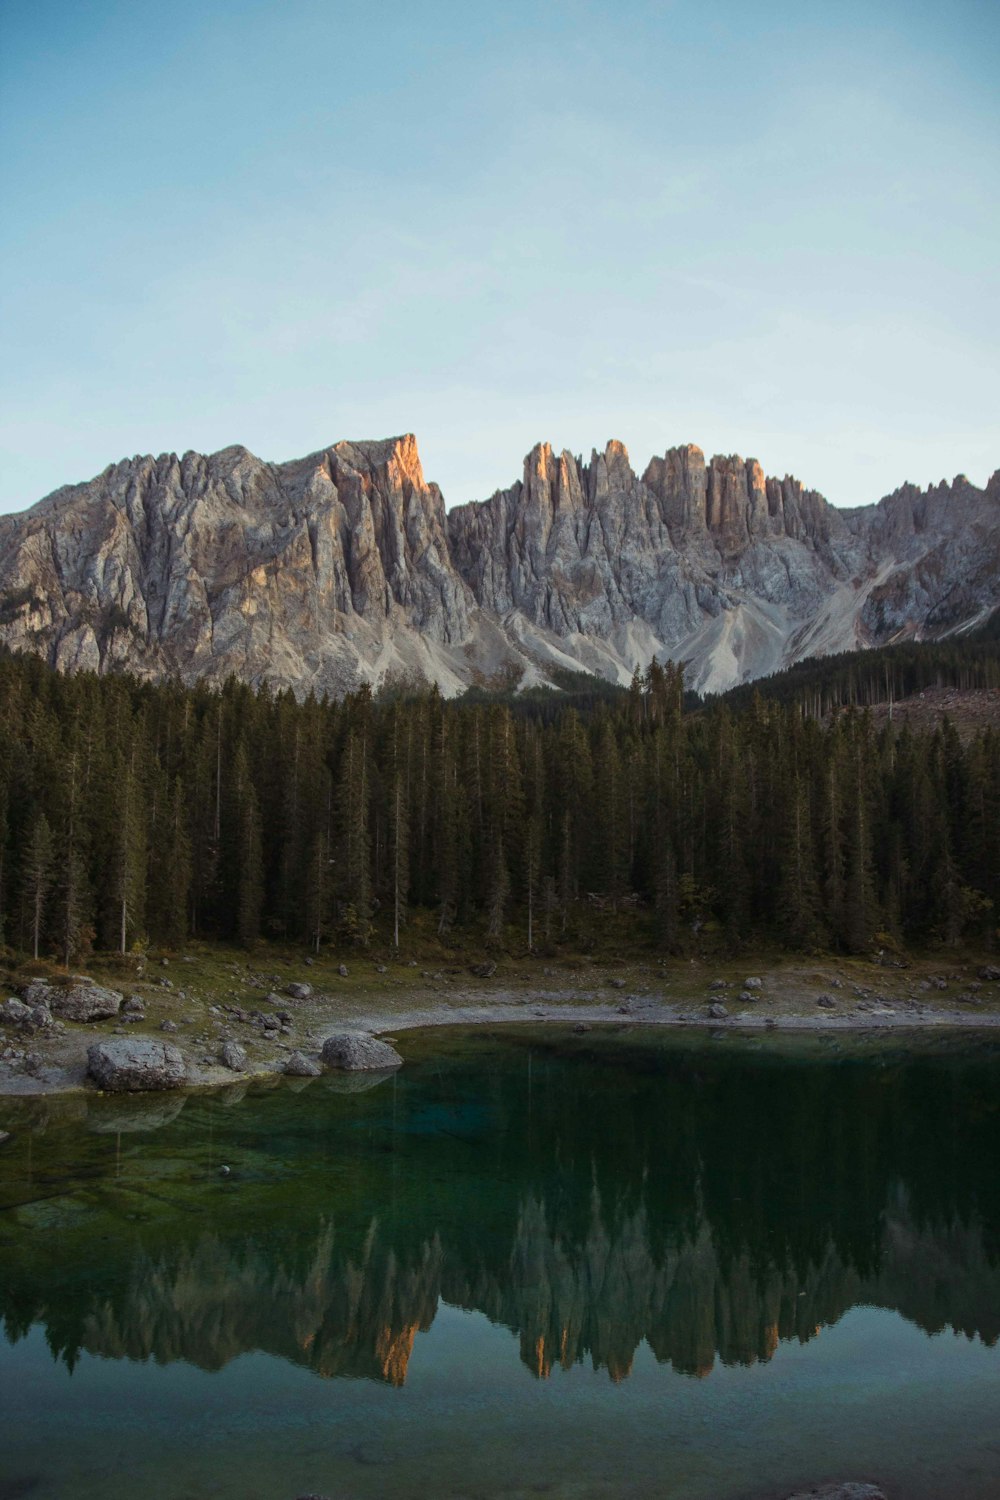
[{"x1": 0, "y1": 432, "x2": 996, "y2": 697}]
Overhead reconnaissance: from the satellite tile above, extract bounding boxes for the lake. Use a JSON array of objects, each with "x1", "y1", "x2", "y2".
[{"x1": 1, "y1": 1025, "x2": 999, "y2": 1500}]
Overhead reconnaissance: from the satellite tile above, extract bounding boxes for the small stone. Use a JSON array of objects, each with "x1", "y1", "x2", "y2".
[
  {"x1": 782, "y1": 1486, "x2": 886, "y2": 1500},
  {"x1": 0, "y1": 1130, "x2": 11, "y2": 1145},
  {"x1": 816, "y1": 994, "x2": 837, "y2": 1008},
  {"x1": 743, "y1": 977, "x2": 764, "y2": 990},
  {"x1": 738, "y1": 990, "x2": 756, "y2": 1003},
  {"x1": 123, "y1": 996, "x2": 145, "y2": 1018},
  {"x1": 573, "y1": 1022, "x2": 591, "y2": 1033},
  {"x1": 219, "y1": 1165, "x2": 231, "y2": 1176},
  {"x1": 160, "y1": 1019, "x2": 179, "y2": 1032},
  {"x1": 304, "y1": 957, "x2": 314, "y2": 966},
  {"x1": 338, "y1": 964, "x2": 349, "y2": 978},
  {"x1": 608, "y1": 977, "x2": 626, "y2": 989},
  {"x1": 375, "y1": 964, "x2": 387, "y2": 974}
]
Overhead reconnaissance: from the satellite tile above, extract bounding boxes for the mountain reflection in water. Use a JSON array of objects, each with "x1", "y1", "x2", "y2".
[{"x1": 1, "y1": 1028, "x2": 998, "y2": 1389}]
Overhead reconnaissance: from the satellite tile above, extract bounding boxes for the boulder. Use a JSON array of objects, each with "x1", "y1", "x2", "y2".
[
  {"x1": 219, "y1": 1041, "x2": 248, "y2": 1072},
  {"x1": 287, "y1": 982, "x2": 312, "y2": 1000},
  {"x1": 743, "y1": 976, "x2": 764, "y2": 990},
  {"x1": 337, "y1": 964, "x2": 349, "y2": 978},
  {"x1": 87, "y1": 1038, "x2": 186, "y2": 1092},
  {"x1": 27, "y1": 979, "x2": 123, "y2": 1022},
  {"x1": 285, "y1": 1051, "x2": 322, "y2": 1077},
  {"x1": 160, "y1": 1019, "x2": 179, "y2": 1032},
  {"x1": 2, "y1": 997, "x2": 51, "y2": 1030},
  {"x1": 979, "y1": 964, "x2": 1000, "y2": 981},
  {"x1": 707, "y1": 1002, "x2": 729, "y2": 1020},
  {"x1": 816, "y1": 993, "x2": 837, "y2": 1008},
  {"x1": 320, "y1": 1032, "x2": 403, "y2": 1072}
]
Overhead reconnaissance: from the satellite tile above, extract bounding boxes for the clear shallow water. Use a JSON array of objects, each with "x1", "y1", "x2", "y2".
[{"x1": 1, "y1": 1026, "x2": 999, "y2": 1500}]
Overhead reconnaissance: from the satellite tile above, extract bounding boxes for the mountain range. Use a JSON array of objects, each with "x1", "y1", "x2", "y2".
[{"x1": 0, "y1": 433, "x2": 996, "y2": 696}]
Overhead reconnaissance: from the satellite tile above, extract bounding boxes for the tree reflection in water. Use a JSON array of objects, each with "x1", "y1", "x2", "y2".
[{"x1": 1, "y1": 1028, "x2": 998, "y2": 1386}]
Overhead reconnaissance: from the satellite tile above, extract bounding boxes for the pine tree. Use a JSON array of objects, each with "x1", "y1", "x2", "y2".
[
  {"x1": 23, "y1": 811, "x2": 53, "y2": 960},
  {"x1": 336, "y1": 728, "x2": 372, "y2": 946}
]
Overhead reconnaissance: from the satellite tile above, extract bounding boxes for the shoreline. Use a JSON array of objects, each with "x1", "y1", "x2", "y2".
[{"x1": 3, "y1": 980, "x2": 1000, "y2": 1100}]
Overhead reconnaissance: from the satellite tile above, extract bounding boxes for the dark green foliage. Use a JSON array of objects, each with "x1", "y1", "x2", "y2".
[
  {"x1": 0, "y1": 642, "x2": 996, "y2": 958},
  {"x1": 720, "y1": 620, "x2": 1000, "y2": 716}
]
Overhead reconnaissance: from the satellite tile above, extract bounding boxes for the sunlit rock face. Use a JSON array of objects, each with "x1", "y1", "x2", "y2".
[{"x1": 0, "y1": 434, "x2": 996, "y2": 697}]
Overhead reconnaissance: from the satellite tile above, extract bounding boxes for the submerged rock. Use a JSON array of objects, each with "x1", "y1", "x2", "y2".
[
  {"x1": 320, "y1": 1032, "x2": 403, "y2": 1072},
  {"x1": 783, "y1": 1486, "x2": 887, "y2": 1500},
  {"x1": 86, "y1": 1094, "x2": 187, "y2": 1133},
  {"x1": 87, "y1": 1038, "x2": 186, "y2": 1092}
]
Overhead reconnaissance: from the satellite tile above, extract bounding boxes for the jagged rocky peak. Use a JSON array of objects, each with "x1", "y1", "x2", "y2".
[{"x1": 0, "y1": 430, "x2": 996, "y2": 698}]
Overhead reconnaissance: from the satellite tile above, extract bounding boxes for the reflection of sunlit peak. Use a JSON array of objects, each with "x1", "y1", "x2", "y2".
[{"x1": 376, "y1": 1321, "x2": 419, "y2": 1387}]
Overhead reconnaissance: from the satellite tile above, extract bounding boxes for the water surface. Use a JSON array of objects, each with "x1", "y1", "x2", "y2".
[{"x1": 1, "y1": 1025, "x2": 999, "y2": 1499}]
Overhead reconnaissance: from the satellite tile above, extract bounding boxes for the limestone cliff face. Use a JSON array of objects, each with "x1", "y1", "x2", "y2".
[{"x1": 0, "y1": 433, "x2": 996, "y2": 696}]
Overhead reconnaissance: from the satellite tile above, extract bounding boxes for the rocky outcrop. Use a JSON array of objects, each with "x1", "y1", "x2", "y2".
[
  {"x1": 24, "y1": 978, "x2": 122, "y2": 1022},
  {"x1": 87, "y1": 1038, "x2": 186, "y2": 1092},
  {"x1": 320, "y1": 1032, "x2": 403, "y2": 1071},
  {"x1": 0, "y1": 433, "x2": 996, "y2": 696}
]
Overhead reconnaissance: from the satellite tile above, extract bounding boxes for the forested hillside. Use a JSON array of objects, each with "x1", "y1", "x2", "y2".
[
  {"x1": 0, "y1": 646, "x2": 997, "y2": 963},
  {"x1": 721, "y1": 623, "x2": 1000, "y2": 716}
]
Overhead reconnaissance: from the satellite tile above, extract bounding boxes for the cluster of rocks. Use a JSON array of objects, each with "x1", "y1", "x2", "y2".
[{"x1": 706, "y1": 977, "x2": 765, "y2": 1018}]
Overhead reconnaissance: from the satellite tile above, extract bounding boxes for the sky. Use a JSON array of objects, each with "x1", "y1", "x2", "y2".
[{"x1": 0, "y1": 0, "x2": 998, "y2": 516}]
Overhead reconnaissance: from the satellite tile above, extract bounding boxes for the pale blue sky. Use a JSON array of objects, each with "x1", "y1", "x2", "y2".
[{"x1": 1, "y1": 0, "x2": 997, "y2": 515}]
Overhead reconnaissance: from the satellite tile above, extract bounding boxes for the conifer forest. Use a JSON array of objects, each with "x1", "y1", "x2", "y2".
[{"x1": 0, "y1": 639, "x2": 998, "y2": 965}]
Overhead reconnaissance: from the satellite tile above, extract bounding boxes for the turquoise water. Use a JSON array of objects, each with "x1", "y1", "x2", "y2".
[{"x1": 1, "y1": 1025, "x2": 999, "y2": 1499}]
